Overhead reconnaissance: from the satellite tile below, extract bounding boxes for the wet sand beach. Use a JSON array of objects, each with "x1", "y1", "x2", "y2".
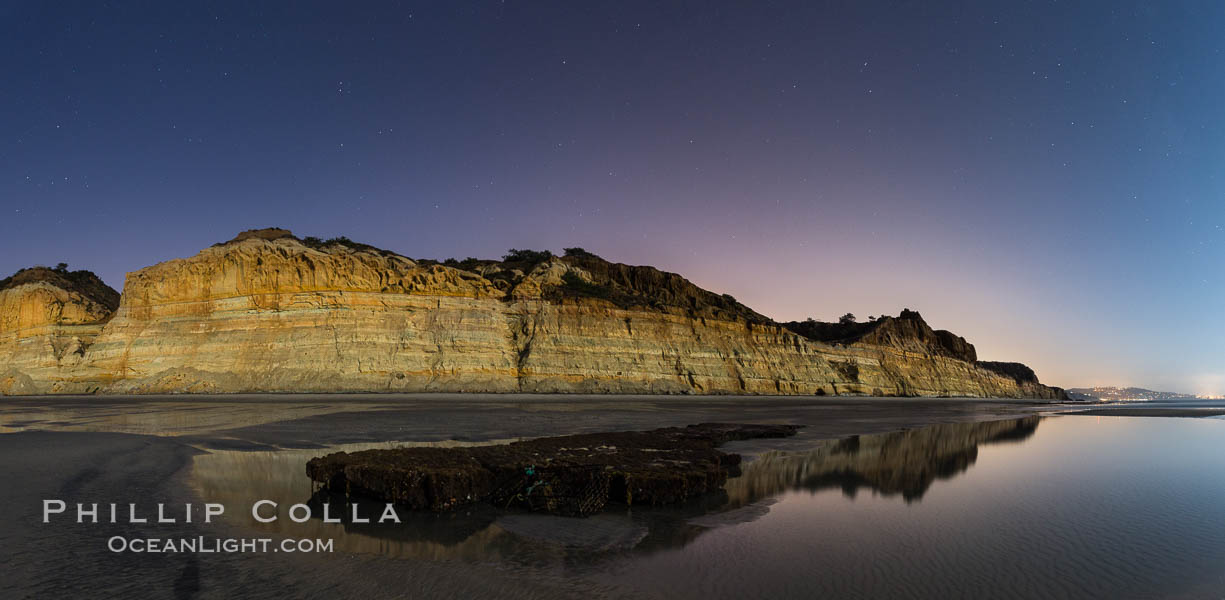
[
  {"x1": 0, "y1": 395, "x2": 1058, "y2": 598},
  {"x1": 3, "y1": 395, "x2": 1223, "y2": 599},
  {"x1": 1070, "y1": 407, "x2": 1225, "y2": 418},
  {"x1": 0, "y1": 393, "x2": 1060, "y2": 443}
]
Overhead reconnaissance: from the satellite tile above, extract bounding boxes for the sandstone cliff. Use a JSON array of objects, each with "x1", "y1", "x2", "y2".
[
  {"x1": 0, "y1": 267, "x2": 119, "y2": 394},
  {"x1": 782, "y1": 309, "x2": 977, "y2": 362},
  {"x1": 0, "y1": 229, "x2": 1065, "y2": 398}
]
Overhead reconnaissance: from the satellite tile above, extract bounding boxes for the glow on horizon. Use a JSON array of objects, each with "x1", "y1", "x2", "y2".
[{"x1": 2, "y1": 2, "x2": 1224, "y2": 393}]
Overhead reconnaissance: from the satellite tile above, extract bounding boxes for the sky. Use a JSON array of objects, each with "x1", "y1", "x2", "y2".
[{"x1": 2, "y1": 1, "x2": 1223, "y2": 393}]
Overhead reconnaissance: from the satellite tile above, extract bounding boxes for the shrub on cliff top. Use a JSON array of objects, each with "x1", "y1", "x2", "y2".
[
  {"x1": 502, "y1": 248, "x2": 554, "y2": 264},
  {"x1": 440, "y1": 257, "x2": 485, "y2": 271},
  {"x1": 298, "y1": 235, "x2": 401, "y2": 257},
  {"x1": 563, "y1": 247, "x2": 597, "y2": 258}
]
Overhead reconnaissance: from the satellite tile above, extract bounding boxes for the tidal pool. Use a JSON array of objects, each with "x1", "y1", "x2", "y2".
[
  {"x1": 195, "y1": 414, "x2": 1225, "y2": 599},
  {"x1": 3, "y1": 398, "x2": 1223, "y2": 599}
]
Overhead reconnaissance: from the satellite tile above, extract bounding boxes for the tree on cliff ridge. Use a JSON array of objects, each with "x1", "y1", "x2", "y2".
[
  {"x1": 563, "y1": 247, "x2": 596, "y2": 258},
  {"x1": 503, "y1": 249, "x2": 554, "y2": 264}
]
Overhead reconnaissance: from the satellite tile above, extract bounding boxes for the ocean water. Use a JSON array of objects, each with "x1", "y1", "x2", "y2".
[
  {"x1": 191, "y1": 414, "x2": 1225, "y2": 599},
  {"x1": 597, "y1": 416, "x2": 1225, "y2": 599},
  {"x1": 1096, "y1": 396, "x2": 1225, "y2": 411},
  {"x1": 2, "y1": 398, "x2": 1223, "y2": 599}
]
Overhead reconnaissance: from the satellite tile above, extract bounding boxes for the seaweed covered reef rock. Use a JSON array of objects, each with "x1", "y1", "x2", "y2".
[
  {"x1": 306, "y1": 423, "x2": 801, "y2": 516},
  {"x1": 0, "y1": 229, "x2": 1065, "y2": 398}
]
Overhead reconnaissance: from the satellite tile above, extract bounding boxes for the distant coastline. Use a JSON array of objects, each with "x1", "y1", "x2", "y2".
[{"x1": 1066, "y1": 386, "x2": 1219, "y2": 402}]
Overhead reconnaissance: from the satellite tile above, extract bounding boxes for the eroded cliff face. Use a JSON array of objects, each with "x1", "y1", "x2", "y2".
[
  {"x1": 72, "y1": 233, "x2": 516, "y2": 394},
  {"x1": 782, "y1": 309, "x2": 977, "y2": 362},
  {"x1": 0, "y1": 268, "x2": 118, "y2": 394},
  {"x1": 0, "y1": 230, "x2": 1065, "y2": 398}
]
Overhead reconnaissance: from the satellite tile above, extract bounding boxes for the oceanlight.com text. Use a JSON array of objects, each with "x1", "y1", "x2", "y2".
[{"x1": 106, "y1": 536, "x2": 334, "y2": 554}]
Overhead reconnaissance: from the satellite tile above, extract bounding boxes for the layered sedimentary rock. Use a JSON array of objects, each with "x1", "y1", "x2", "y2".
[
  {"x1": 72, "y1": 232, "x2": 513, "y2": 394},
  {"x1": 0, "y1": 267, "x2": 118, "y2": 394},
  {"x1": 0, "y1": 229, "x2": 1065, "y2": 398}
]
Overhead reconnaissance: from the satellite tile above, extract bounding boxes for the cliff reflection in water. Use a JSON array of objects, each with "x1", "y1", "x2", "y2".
[
  {"x1": 726, "y1": 415, "x2": 1041, "y2": 505},
  {"x1": 190, "y1": 416, "x2": 1041, "y2": 563}
]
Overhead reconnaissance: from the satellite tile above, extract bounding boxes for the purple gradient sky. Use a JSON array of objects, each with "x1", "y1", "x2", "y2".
[{"x1": 3, "y1": 2, "x2": 1224, "y2": 393}]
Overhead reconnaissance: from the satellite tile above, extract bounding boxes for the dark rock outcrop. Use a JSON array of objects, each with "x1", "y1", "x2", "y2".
[
  {"x1": 976, "y1": 361, "x2": 1039, "y2": 384},
  {"x1": 424, "y1": 249, "x2": 770, "y2": 323},
  {"x1": 306, "y1": 423, "x2": 801, "y2": 516},
  {"x1": 218, "y1": 227, "x2": 296, "y2": 245},
  {"x1": 782, "y1": 309, "x2": 976, "y2": 362},
  {"x1": 546, "y1": 253, "x2": 770, "y2": 323}
]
